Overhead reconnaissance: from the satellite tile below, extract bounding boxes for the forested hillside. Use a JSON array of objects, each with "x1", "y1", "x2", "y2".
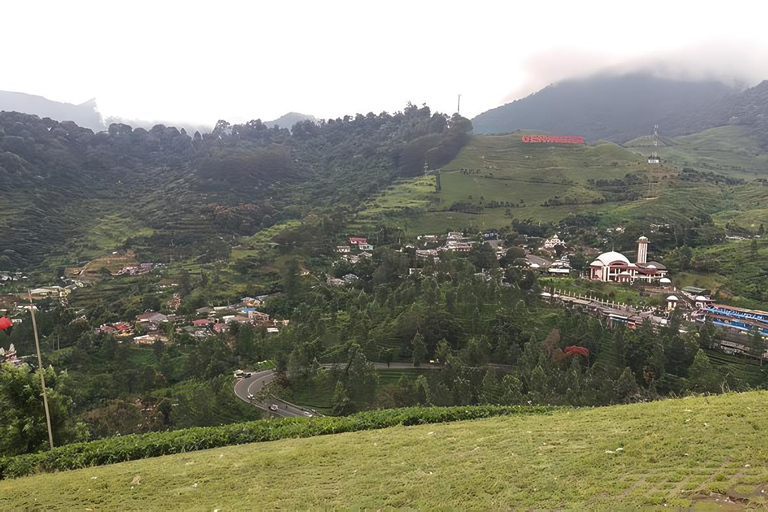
[{"x1": 0, "y1": 105, "x2": 472, "y2": 270}]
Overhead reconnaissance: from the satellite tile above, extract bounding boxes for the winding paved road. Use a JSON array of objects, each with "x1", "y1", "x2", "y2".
[
  {"x1": 234, "y1": 370, "x2": 316, "y2": 418},
  {"x1": 234, "y1": 363, "x2": 439, "y2": 417}
]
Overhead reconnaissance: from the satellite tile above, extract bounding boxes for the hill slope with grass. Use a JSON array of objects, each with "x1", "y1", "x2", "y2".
[
  {"x1": 3, "y1": 392, "x2": 768, "y2": 509},
  {"x1": 359, "y1": 131, "x2": 768, "y2": 239},
  {"x1": 357, "y1": 132, "x2": 673, "y2": 234},
  {"x1": 625, "y1": 125, "x2": 768, "y2": 177}
]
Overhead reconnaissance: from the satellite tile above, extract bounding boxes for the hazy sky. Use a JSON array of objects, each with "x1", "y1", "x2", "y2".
[{"x1": 4, "y1": 0, "x2": 768, "y2": 125}]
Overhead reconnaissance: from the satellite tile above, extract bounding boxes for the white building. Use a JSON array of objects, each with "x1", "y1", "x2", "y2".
[{"x1": 589, "y1": 237, "x2": 668, "y2": 283}]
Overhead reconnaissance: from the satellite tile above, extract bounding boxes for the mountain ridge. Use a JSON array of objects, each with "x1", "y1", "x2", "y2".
[
  {"x1": 472, "y1": 73, "x2": 749, "y2": 143},
  {"x1": 0, "y1": 90, "x2": 104, "y2": 132}
]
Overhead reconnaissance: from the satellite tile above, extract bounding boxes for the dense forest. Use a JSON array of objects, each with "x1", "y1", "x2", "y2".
[{"x1": 0, "y1": 104, "x2": 471, "y2": 270}]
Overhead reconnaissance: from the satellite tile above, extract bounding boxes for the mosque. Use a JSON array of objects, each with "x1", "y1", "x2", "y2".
[{"x1": 589, "y1": 236, "x2": 668, "y2": 283}]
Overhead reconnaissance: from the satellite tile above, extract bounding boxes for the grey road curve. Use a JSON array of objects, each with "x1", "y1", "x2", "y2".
[{"x1": 234, "y1": 363, "x2": 439, "y2": 417}]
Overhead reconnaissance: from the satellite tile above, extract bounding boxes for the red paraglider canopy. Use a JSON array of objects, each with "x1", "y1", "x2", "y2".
[
  {"x1": 563, "y1": 346, "x2": 590, "y2": 358},
  {"x1": 0, "y1": 316, "x2": 12, "y2": 335}
]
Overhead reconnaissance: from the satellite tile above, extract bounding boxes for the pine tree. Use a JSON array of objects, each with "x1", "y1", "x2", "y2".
[
  {"x1": 411, "y1": 332, "x2": 427, "y2": 367},
  {"x1": 479, "y1": 371, "x2": 500, "y2": 404},
  {"x1": 412, "y1": 375, "x2": 431, "y2": 405},
  {"x1": 331, "y1": 381, "x2": 354, "y2": 416},
  {"x1": 688, "y1": 349, "x2": 721, "y2": 392},
  {"x1": 528, "y1": 365, "x2": 549, "y2": 404},
  {"x1": 500, "y1": 374, "x2": 524, "y2": 405},
  {"x1": 747, "y1": 327, "x2": 764, "y2": 365},
  {"x1": 615, "y1": 367, "x2": 639, "y2": 403},
  {"x1": 435, "y1": 338, "x2": 450, "y2": 364}
]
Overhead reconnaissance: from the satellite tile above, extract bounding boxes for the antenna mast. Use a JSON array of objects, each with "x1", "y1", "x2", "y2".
[
  {"x1": 457, "y1": 94, "x2": 462, "y2": 115},
  {"x1": 647, "y1": 125, "x2": 660, "y2": 164}
]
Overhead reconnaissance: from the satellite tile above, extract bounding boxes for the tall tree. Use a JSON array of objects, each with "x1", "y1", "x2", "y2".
[{"x1": 412, "y1": 332, "x2": 427, "y2": 367}]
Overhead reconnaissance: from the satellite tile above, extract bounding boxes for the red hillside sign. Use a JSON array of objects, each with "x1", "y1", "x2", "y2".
[{"x1": 522, "y1": 135, "x2": 584, "y2": 144}]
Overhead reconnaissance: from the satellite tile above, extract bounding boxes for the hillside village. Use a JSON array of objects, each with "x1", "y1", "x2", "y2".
[{"x1": 4, "y1": 221, "x2": 767, "y2": 363}]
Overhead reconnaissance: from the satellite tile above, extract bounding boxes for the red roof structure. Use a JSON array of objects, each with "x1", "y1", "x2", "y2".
[{"x1": 349, "y1": 237, "x2": 367, "y2": 245}]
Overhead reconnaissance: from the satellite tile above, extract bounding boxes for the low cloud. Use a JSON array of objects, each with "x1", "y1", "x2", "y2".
[{"x1": 503, "y1": 40, "x2": 768, "y2": 104}]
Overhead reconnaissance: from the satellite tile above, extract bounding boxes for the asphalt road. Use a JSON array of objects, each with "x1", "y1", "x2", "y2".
[
  {"x1": 233, "y1": 369, "x2": 317, "y2": 418},
  {"x1": 234, "y1": 363, "x2": 439, "y2": 417}
]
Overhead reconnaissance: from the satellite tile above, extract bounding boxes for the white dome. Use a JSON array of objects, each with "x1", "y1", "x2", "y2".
[
  {"x1": 667, "y1": 295, "x2": 679, "y2": 301},
  {"x1": 647, "y1": 264, "x2": 657, "y2": 269},
  {"x1": 660, "y1": 278, "x2": 671, "y2": 284},
  {"x1": 695, "y1": 295, "x2": 710, "y2": 301},
  {"x1": 595, "y1": 251, "x2": 630, "y2": 265}
]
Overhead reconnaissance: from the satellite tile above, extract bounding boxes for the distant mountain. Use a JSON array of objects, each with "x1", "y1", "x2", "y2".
[
  {"x1": 713, "y1": 80, "x2": 768, "y2": 142},
  {"x1": 472, "y1": 74, "x2": 740, "y2": 143},
  {"x1": 103, "y1": 116, "x2": 211, "y2": 136},
  {"x1": 0, "y1": 90, "x2": 104, "y2": 132},
  {"x1": 264, "y1": 112, "x2": 317, "y2": 130}
]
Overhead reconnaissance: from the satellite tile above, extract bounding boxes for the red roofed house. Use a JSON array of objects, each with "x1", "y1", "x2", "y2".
[
  {"x1": 349, "y1": 237, "x2": 367, "y2": 245},
  {"x1": 192, "y1": 319, "x2": 211, "y2": 327},
  {"x1": 114, "y1": 322, "x2": 132, "y2": 333}
]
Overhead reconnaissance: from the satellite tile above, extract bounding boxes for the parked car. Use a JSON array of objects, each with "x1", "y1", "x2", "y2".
[
  {"x1": 243, "y1": 372, "x2": 252, "y2": 378},
  {"x1": 303, "y1": 411, "x2": 313, "y2": 417},
  {"x1": 247, "y1": 393, "x2": 254, "y2": 400},
  {"x1": 269, "y1": 404, "x2": 278, "y2": 411},
  {"x1": 234, "y1": 370, "x2": 244, "y2": 378}
]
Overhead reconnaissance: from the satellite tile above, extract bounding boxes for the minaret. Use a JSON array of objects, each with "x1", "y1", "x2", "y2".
[{"x1": 637, "y1": 236, "x2": 649, "y2": 264}]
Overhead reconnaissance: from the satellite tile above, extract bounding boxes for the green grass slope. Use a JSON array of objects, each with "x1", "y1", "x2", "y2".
[
  {"x1": 359, "y1": 133, "x2": 662, "y2": 234},
  {"x1": 360, "y1": 131, "x2": 768, "y2": 235},
  {"x1": 625, "y1": 125, "x2": 768, "y2": 177},
  {"x1": 4, "y1": 392, "x2": 768, "y2": 509}
]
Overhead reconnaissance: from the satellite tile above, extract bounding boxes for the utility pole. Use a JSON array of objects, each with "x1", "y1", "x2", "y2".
[
  {"x1": 457, "y1": 94, "x2": 462, "y2": 115},
  {"x1": 28, "y1": 291, "x2": 54, "y2": 450}
]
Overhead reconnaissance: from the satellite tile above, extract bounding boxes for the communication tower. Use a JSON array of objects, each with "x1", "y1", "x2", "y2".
[{"x1": 647, "y1": 125, "x2": 660, "y2": 164}]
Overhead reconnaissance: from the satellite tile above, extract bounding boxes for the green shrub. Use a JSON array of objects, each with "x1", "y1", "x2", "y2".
[{"x1": 0, "y1": 404, "x2": 554, "y2": 479}]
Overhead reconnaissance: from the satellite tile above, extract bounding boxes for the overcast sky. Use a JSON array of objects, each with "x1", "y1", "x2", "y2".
[{"x1": 4, "y1": 0, "x2": 768, "y2": 125}]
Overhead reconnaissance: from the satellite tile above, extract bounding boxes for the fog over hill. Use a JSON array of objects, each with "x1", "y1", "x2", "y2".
[{"x1": 0, "y1": 89, "x2": 316, "y2": 135}]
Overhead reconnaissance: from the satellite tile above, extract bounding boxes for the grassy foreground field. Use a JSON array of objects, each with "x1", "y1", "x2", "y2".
[{"x1": 3, "y1": 392, "x2": 768, "y2": 509}]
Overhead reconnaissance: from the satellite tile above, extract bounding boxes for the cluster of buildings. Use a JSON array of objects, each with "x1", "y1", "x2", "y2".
[
  {"x1": 440, "y1": 232, "x2": 473, "y2": 252},
  {"x1": 696, "y1": 303, "x2": 768, "y2": 338},
  {"x1": 114, "y1": 262, "x2": 157, "y2": 276},
  {"x1": 327, "y1": 274, "x2": 359, "y2": 286},
  {"x1": 337, "y1": 237, "x2": 374, "y2": 255},
  {"x1": 28, "y1": 285, "x2": 81, "y2": 298},
  {"x1": 95, "y1": 295, "x2": 286, "y2": 345},
  {"x1": 410, "y1": 232, "x2": 477, "y2": 260},
  {"x1": 338, "y1": 251, "x2": 372, "y2": 265},
  {"x1": 0, "y1": 272, "x2": 28, "y2": 284},
  {"x1": 545, "y1": 289, "x2": 668, "y2": 329}
]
